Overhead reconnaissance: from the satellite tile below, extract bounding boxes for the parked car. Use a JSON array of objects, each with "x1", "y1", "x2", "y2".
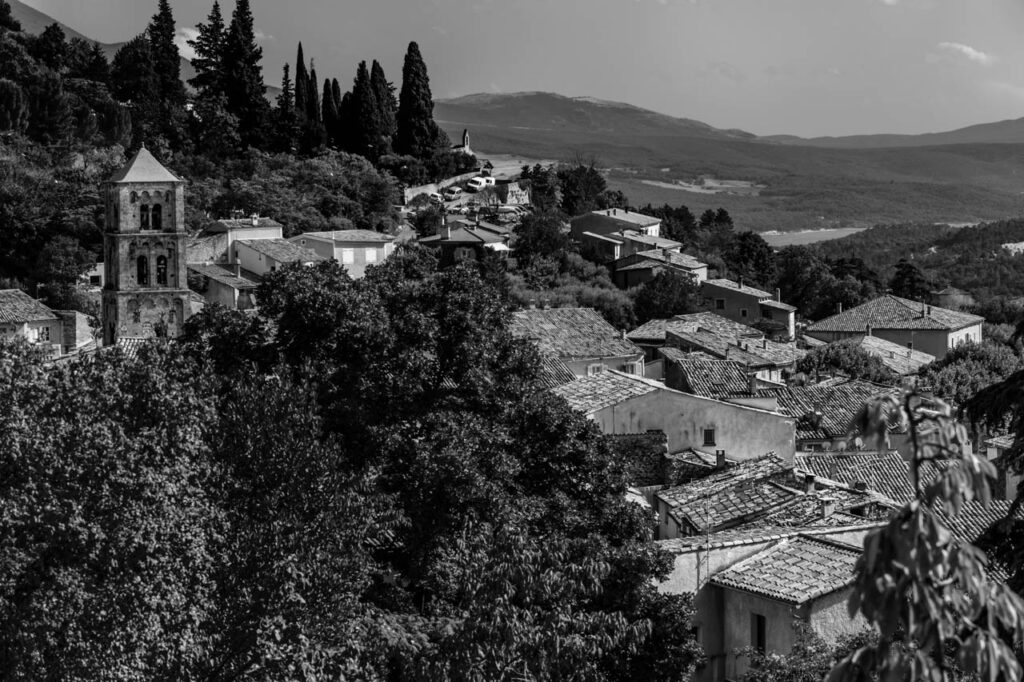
[
  {"x1": 427, "y1": 192, "x2": 444, "y2": 205},
  {"x1": 442, "y1": 186, "x2": 463, "y2": 201},
  {"x1": 466, "y1": 177, "x2": 487, "y2": 192}
]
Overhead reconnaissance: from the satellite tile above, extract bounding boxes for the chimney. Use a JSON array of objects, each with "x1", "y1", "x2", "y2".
[
  {"x1": 804, "y1": 473, "x2": 816, "y2": 493},
  {"x1": 889, "y1": 350, "x2": 895, "y2": 359},
  {"x1": 926, "y1": 305, "x2": 932, "y2": 315},
  {"x1": 747, "y1": 372, "x2": 758, "y2": 394},
  {"x1": 775, "y1": 288, "x2": 781, "y2": 302},
  {"x1": 662, "y1": 247, "x2": 670, "y2": 260},
  {"x1": 621, "y1": 329, "x2": 627, "y2": 341},
  {"x1": 828, "y1": 460, "x2": 838, "y2": 479},
  {"x1": 234, "y1": 263, "x2": 241, "y2": 276},
  {"x1": 542, "y1": 299, "x2": 550, "y2": 310},
  {"x1": 444, "y1": 225, "x2": 451, "y2": 239},
  {"x1": 716, "y1": 450, "x2": 727, "y2": 469},
  {"x1": 838, "y1": 302, "x2": 843, "y2": 314},
  {"x1": 865, "y1": 324, "x2": 872, "y2": 336},
  {"x1": 528, "y1": 299, "x2": 537, "y2": 310},
  {"x1": 761, "y1": 339, "x2": 768, "y2": 349},
  {"x1": 738, "y1": 276, "x2": 744, "y2": 289},
  {"x1": 907, "y1": 348, "x2": 912, "y2": 358},
  {"x1": 820, "y1": 497, "x2": 836, "y2": 520}
]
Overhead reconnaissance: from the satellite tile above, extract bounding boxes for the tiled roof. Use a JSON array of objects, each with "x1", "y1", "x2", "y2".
[
  {"x1": 211, "y1": 216, "x2": 283, "y2": 231},
  {"x1": 551, "y1": 370, "x2": 660, "y2": 414},
  {"x1": 510, "y1": 307, "x2": 642, "y2": 360},
  {"x1": 628, "y1": 318, "x2": 672, "y2": 343},
  {"x1": 108, "y1": 147, "x2": 181, "y2": 184},
  {"x1": 420, "y1": 226, "x2": 506, "y2": 245},
  {"x1": 710, "y1": 535, "x2": 861, "y2": 604},
  {"x1": 667, "y1": 329, "x2": 779, "y2": 368},
  {"x1": 537, "y1": 353, "x2": 577, "y2": 389},
  {"x1": 581, "y1": 208, "x2": 660, "y2": 227},
  {"x1": 668, "y1": 358, "x2": 754, "y2": 398},
  {"x1": 855, "y1": 335, "x2": 935, "y2": 375},
  {"x1": 627, "y1": 312, "x2": 757, "y2": 344},
  {"x1": 703, "y1": 278, "x2": 774, "y2": 300},
  {"x1": 628, "y1": 248, "x2": 707, "y2": 269},
  {"x1": 0, "y1": 289, "x2": 58, "y2": 324},
  {"x1": 657, "y1": 524, "x2": 878, "y2": 552},
  {"x1": 761, "y1": 299, "x2": 797, "y2": 313},
  {"x1": 985, "y1": 434, "x2": 1015, "y2": 450},
  {"x1": 186, "y1": 233, "x2": 228, "y2": 264},
  {"x1": 300, "y1": 229, "x2": 395, "y2": 242},
  {"x1": 236, "y1": 239, "x2": 323, "y2": 263},
  {"x1": 791, "y1": 380, "x2": 904, "y2": 440},
  {"x1": 187, "y1": 264, "x2": 259, "y2": 289},
  {"x1": 806, "y1": 295, "x2": 984, "y2": 333},
  {"x1": 115, "y1": 337, "x2": 149, "y2": 360}
]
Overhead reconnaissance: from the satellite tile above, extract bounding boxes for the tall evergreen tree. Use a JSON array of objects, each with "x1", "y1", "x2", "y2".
[
  {"x1": 0, "y1": 0, "x2": 21, "y2": 32},
  {"x1": 0, "y1": 78, "x2": 29, "y2": 133},
  {"x1": 222, "y1": 0, "x2": 268, "y2": 147},
  {"x1": 272, "y1": 62, "x2": 297, "y2": 152},
  {"x1": 350, "y1": 60, "x2": 382, "y2": 160},
  {"x1": 187, "y1": 1, "x2": 226, "y2": 96},
  {"x1": 147, "y1": 0, "x2": 185, "y2": 105},
  {"x1": 306, "y1": 64, "x2": 321, "y2": 124},
  {"x1": 321, "y1": 78, "x2": 338, "y2": 147},
  {"x1": 110, "y1": 35, "x2": 160, "y2": 146},
  {"x1": 293, "y1": 43, "x2": 308, "y2": 123},
  {"x1": 395, "y1": 41, "x2": 448, "y2": 157},
  {"x1": 370, "y1": 59, "x2": 397, "y2": 142}
]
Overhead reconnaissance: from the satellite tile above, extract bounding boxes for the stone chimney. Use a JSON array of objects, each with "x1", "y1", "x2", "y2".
[
  {"x1": 250, "y1": 213, "x2": 259, "y2": 227},
  {"x1": 621, "y1": 329, "x2": 627, "y2": 341},
  {"x1": 528, "y1": 299, "x2": 537, "y2": 310},
  {"x1": 820, "y1": 497, "x2": 836, "y2": 520},
  {"x1": 804, "y1": 473, "x2": 816, "y2": 493},
  {"x1": 662, "y1": 247, "x2": 671, "y2": 260},
  {"x1": 444, "y1": 225, "x2": 451, "y2": 240},
  {"x1": 716, "y1": 449, "x2": 727, "y2": 468},
  {"x1": 838, "y1": 302, "x2": 843, "y2": 314},
  {"x1": 738, "y1": 276, "x2": 744, "y2": 289},
  {"x1": 775, "y1": 288, "x2": 781, "y2": 302},
  {"x1": 865, "y1": 323, "x2": 872, "y2": 336},
  {"x1": 761, "y1": 339, "x2": 768, "y2": 349},
  {"x1": 747, "y1": 372, "x2": 758, "y2": 394}
]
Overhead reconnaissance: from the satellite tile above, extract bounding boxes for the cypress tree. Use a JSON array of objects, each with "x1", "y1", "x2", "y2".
[
  {"x1": 147, "y1": 0, "x2": 185, "y2": 105},
  {"x1": 395, "y1": 41, "x2": 448, "y2": 157},
  {"x1": 0, "y1": 0, "x2": 21, "y2": 32},
  {"x1": 111, "y1": 35, "x2": 160, "y2": 145},
  {"x1": 188, "y1": 1, "x2": 226, "y2": 95},
  {"x1": 273, "y1": 62, "x2": 297, "y2": 151},
  {"x1": 293, "y1": 42, "x2": 308, "y2": 122},
  {"x1": 321, "y1": 78, "x2": 339, "y2": 147},
  {"x1": 222, "y1": 0, "x2": 268, "y2": 147},
  {"x1": 337, "y1": 90, "x2": 354, "y2": 152},
  {"x1": 350, "y1": 60, "x2": 382, "y2": 160},
  {"x1": 370, "y1": 59, "x2": 397, "y2": 142},
  {"x1": 307, "y1": 64, "x2": 321, "y2": 123},
  {"x1": 331, "y1": 78, "x2": 342, "y2": 113}
]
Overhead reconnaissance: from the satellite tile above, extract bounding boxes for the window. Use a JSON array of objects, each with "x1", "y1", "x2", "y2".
[
  {"x1": 750, "y1": 613, "x2": 766, "y2": 653},
  {"x1": 129, "y1": 191, "x2": 137, "y2": 203},
  {"x1": 625, "y1": 361, "x2": 643, "y2": 375},
  {"x1": 341, "y1": 248, "x2": 355, "y2": 264},
  {"x1": 740, "y1": 308, "x2": 748, "y2": 318},
  {"x1": 137, "y1": 256, "x2": 149, "y2": 286},
  {"x1": 586, "y1": 363, "x2": 604, "y2": 376},
  {"x1": 703, "y1": 428, "x2": 716, "y2": 446},
  {"x1": 907, "y1": 342, "x2": 914, "y2": 350},
  {"x1": 38, "y1": 326, "x2": 50, "y2": 342},
  {"x1": 366, "y1": 248, "x2": 377, "y2": 263},
  {"x1": 715, "y1": 298, "x2": 725, "y2": 310},
  {"x1": 156, "y1": 256, "x2": 167, "y2": 286},
  {"x1": 140, "y1": 205, "x2": 150, "y2": 229},
  {"x1": 763, "y1": 309, "x2": 773, "y2": 320},
  {"x1": 151, "y1": 205, "x2": 162, "y2": 230}
]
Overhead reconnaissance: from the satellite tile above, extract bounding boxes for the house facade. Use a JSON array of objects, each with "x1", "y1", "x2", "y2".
[
  {"x1": 570, "y1": 208, "x2": 662, "y2": 240},
  {"x1": 0, "y1": 289, "x2": 63, "y2": 357},
  {"x1": 700, "y1": 278, "x2": 797, "y2": 341},
  {"x1": 805, "y1": 295, "x2": 984, "y2": 360},
  {"x1": 290, "y1": 229, "x2": 397, "y2": 279},
  {"x1": 611, "y1": 248, "x2": 709, "y2": 288},
  {"x1": 552, "y1": 370, "x2": 795, "y2": 461},
  {"x1": 233, "y1": 239, "x2": 322, "y2": 277}
]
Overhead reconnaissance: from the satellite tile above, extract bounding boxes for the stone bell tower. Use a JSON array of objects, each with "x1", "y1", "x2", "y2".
[{"x1": 101, "y1": 147, "x2": 192, "y2": 345}]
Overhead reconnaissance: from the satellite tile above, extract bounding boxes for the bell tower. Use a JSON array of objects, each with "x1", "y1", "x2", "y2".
[{"x1": 101, "y1": 147, "x2": 192, "y2": 345}]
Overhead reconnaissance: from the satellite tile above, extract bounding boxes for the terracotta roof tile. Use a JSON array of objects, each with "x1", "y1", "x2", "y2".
[
  {"x1": 703, "y1": 278, "x2": 775, "y2": 299},
  {"x1": 710, "y1": 535, "x2": 861, "y2": 604},
  {"x1": 300, "y1": 229, "x2": 395, "y2": 242},
  {"x1": 511, "y1": 307, "x2": 642, "y2": 360},
  {"x1": 551, "y1": 370, "x2": 659, "y2": 414},
  {"x1": 187, "y1": 264, "x2": 259, "y2": 289},
  {"x1": 666, "y1": 357, "x2": 754, "y2": 398},
  {"x1": 807, "y1": 295, "x2": 983, "y2": 334},
  {"x1": 235, "y1": 239, "x2": 323, "y2": 263},
  {"x1": 855, "y1": 335, "x2": 935, "y2": 375},
  {"x1": 0, "y1": 290, "x2": 58, "y2": 324}
]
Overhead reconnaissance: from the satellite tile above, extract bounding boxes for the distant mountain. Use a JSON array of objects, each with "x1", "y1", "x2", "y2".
[
  {"x1": 436, "y1": 92, "x2": 757, "y2": 142},
  {"x1": 764, "y1": 117, "x2": 1024, "y2": 149}
]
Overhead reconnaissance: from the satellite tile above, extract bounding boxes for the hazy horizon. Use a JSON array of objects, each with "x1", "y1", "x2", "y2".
[{"x1": 19, "y1": 0, "x2": 1024, "y2": 138}]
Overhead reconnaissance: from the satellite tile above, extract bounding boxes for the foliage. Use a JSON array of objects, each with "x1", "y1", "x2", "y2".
[
  {"x1": 395, "y1": 41, "x2": 448, "y2": 158},
  {"x1": 919, "y1": 340, "x2": 1023, "y2": 406},
  {"x1": 0, "y1": 77, "x2": 27, "y2": 133},
  {"x1": 723, "y1": 230, "x2": 775, "y2": 288},
  {"x1": 222, "y1": 0, "x2": 269, "y2": 147},
  {"x1": 889, "y1": 258, "x2": 932, "y2": 300},
  {"x1": 0, "y1": 0, "x2": 20, "y2": 32},
  {"x1": 187, "y1": 0, "x2": 226, "y2": 95},
  {"x1": 796, "y1": 339, "x2": 896, "y2": 384},
  {"x1": 743, "y1": 624, "x2": 874, "y2": 682},
  {"x1": 558, "y1": 159, "x2": 607, "y2": 216},
  {"x1": 774, "y1": 245, "x2": 879, "y2": 320},
  {"x1": 34, "y1": 234, "x2": 97, "y2": 308},
  {"x1": 512, "y1": 210, "x2": 569, "y2": 267},
  {"x1": 520, "y1": 163, "x2": 560, "y2": 212},
  {"x1": 830, "y1": 390, "x2": 1024, "y2": 682},
  {"x1": 631, "y1": 270, "x2": 701, "y2": 325}
]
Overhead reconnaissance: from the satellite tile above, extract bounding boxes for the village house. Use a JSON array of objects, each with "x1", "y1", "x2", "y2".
[
  {"x1": 664, "y1": 321, "x2": 804, "y2": 383},
  {"x1": 805, "y1": 295, "x2": 984, "y2": 360},
  {"x1": 661, "y1": 354, "x2": 779, "y2": 411},
  {"x1": 846, "y1": 334, "x2": 936, "y2": 376},
  {"x1": 186, "y1": 264, "x2": 259, "y2": 310},
  {"x1": 610, "y1": 248, "x2": 709, "y2": 288},
  {"x1": 984, "y1": 434, "x2": 1020, "y2": 501},
  {"x1": 570, "y1": 207, "x2": 662, "y2": 240},
  {"x1": 700, "y1": 278, "x2": 797, "y2": 341},
  {"x1": 0, "y1": 289, "x2": 64, "y2": 357},
  {"x1": 627, "y1": 312, "x2": 759, "y2": 361},
  {"x1": 509, "y1": 307, "x2": 645, "y2": 377},
  {"x1": 289, "y1": 229, "x2": 397, "y2": 279},
  {"x1": 419, "y1": 224, "x2": 509, "y2": 266},
  {"x1": 232, "y1": 239, "x2": 323, "y2": 277},
  {"x1": 551, "y1": 370, "x2": 795, "y2": 461}
]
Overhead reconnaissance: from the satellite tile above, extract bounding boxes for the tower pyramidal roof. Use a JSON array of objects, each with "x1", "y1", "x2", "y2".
[{"x1": 108, "y1": 146, "x2": 182, "y2": 184}]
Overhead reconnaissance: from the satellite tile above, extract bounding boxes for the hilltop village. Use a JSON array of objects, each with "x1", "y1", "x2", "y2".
[{"x1": 3, "y1": 1, "x2": 1024, "y2": 680}]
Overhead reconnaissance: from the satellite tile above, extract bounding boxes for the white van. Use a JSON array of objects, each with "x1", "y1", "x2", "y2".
[
  {"x1": 482, "y1": 176, "x2": 496, "y2": 187},
  {"x1": 466, "y1": 177, "x2": 487, "y2": 192},
  {"x1": 442, "y1": 186, "x2": 463, "y2": 201}
]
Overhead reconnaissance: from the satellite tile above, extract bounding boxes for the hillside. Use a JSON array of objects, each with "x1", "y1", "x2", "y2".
[
  {"x1": 766, "y1": 117, "x2": 1024, "y2": 149},
  {"x1": 438, "y1": 92, "x2": 1024, "y2": 232}
]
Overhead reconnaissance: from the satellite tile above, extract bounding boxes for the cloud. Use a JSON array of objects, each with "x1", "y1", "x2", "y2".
[
  {"x1": 936, "y1": 41, "x2": 995, "y2": 66},
  {"x1": 878, "y1": 0, "x2": 899, "y2": 5},
  {"x1": 253, "y1": 29, "x2": 275, "y2": 42},
  {"x1": 702, "y1": 61, "x2": 746, "y2": 84},
  {"x1": 174, "y1": 27, "x2": 199, "y2": 61}
]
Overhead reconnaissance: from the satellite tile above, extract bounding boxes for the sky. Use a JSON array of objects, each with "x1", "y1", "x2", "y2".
[{"x1": 20, "y1": 0, "x2": 1024, "y2": 137}]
